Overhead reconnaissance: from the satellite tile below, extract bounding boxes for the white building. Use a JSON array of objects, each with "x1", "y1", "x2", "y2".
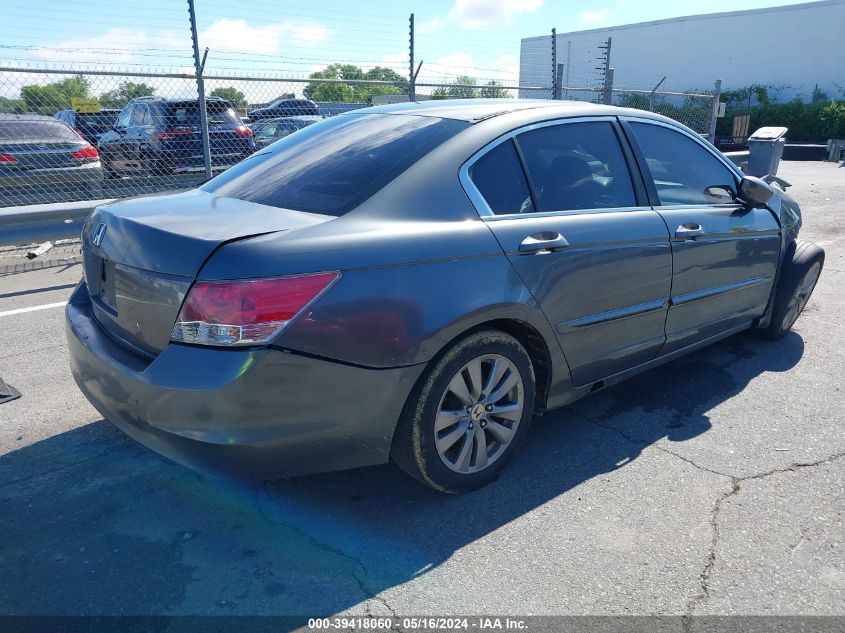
[{"x1": 520, "y1": 0, "x2": 844, "y2": 101}]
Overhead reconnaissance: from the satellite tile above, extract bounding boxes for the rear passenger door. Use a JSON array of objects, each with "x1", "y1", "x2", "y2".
[
  {"x1": 623, "y1": 119, "x2": 781, "y2": 353},
  {"x1": 464, "y1": 118, "x2": 672, "y2": 387}
]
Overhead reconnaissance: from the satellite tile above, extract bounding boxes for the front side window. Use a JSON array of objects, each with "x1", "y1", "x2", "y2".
[
  {"x1": 116, "y1": 106, "x2": 132, "y2": 129},
  {"x1": 468, "y1": 139, "x2": 534, "y2": 215},
  {"x1": 629, "y1": 122, "x2": 738, "y2": 205},
  {"x1": 204, "y1": 113, "x2": 467, "y2": 215},
  {"x1": 517, "y1": 121, "x2": 636, "y2": 212}
]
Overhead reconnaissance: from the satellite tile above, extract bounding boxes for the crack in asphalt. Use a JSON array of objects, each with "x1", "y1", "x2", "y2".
[
  {"x1": 569, "y1": 409, "x2": 845, "y2": 621},
  {"x1": 251, "y1": 486, "x2": 398, "y2": 622}
]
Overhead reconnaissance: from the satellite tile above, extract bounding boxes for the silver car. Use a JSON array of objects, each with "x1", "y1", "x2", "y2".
[{"x1": 66, "y1": 100, "x2": 824, "y2": 493}]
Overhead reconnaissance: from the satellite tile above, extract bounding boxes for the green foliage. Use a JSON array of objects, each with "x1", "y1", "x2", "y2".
[
  {"x1": 99, "y1": 81, "x2": 156, "y2": 109},
  {"x1": 0, "y1": 96, "x2": 26, "y2": 113},
  {"x1": 210, "y1": 86, "x2": 247, "y2": 108},
  {"x1": 720, "y1": 84, "x2": 771, "y2": 109},
  {"x1": 20, "y1": 75, "x2": 90, "y2": 114},
  {"x1": 303, "y1": 64, "x2": 408, "y2": 103},
  {"x1": 717, "y1": 99, "x2": 845, "y2": 142},
  {"x1": 811, "y1": 85, "x2": 829, "y2": 104},
  {"x1": 617, "y1": 92, "x2": 650, "y2": 110},
  {"x1": 431, "y1": 77, "x2": 511, "y2": 100}
]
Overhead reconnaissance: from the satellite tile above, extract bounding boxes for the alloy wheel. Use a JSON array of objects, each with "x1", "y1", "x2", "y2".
[{"x1": 434, "y1": 354, "x2": 524, "y2": 474}]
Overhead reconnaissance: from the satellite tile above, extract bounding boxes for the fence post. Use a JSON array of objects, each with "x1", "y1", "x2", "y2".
[
  {"x1": 409, "y1": 13, "x2": 415, "y2": 102},
  {"x1": 708, "y1": 79, "x2": 722, "y2": 145},
  {"x1": 551, "y1": 28, "x2": 557, "y2": 99},
  {"x1": 556, "y1": 63, "x2": 565, "y2": 100},
  {"x1": 603, "y1": 68, "x2": 614, "y2": 105},
  {"x1": 649, "y1": 76, "x2": 667, "y2": 112},
  {"x1": 187, "y1": 0, "x2": 211, "y2": 181}
]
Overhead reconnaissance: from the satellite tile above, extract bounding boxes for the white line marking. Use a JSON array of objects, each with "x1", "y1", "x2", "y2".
[{"x1": 0, "y1": 301, "x2": 67, "y2": 318}]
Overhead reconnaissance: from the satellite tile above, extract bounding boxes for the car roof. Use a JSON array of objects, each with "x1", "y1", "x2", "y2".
[
  {"x1": 0, "y1": 113, "x2": 57, "y2": 121},
  {"x1": 361, "y1": 98, "x2": 672, "y2": 124}
]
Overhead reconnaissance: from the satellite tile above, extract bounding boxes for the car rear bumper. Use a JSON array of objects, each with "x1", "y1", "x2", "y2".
[
  {"x1": 65, "y1": 281, "x2": 424, "y2": 479},
  {"x1": 0, "y1": 162, "x2": 103, "y2": 189}
]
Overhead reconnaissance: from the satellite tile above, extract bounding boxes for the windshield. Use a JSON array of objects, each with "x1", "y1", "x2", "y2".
[{"x1": 203, "y1": 113, "x2": 467, "y2": 216}]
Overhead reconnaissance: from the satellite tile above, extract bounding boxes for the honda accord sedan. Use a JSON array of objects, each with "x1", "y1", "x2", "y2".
[{"x1": 66, "y1": 99, "x2": 824, "y2": 493}]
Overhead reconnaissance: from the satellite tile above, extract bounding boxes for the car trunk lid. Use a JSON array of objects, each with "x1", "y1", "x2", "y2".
[{"x1": 82, "y1": 188, "x2": 332, "y2": 356}]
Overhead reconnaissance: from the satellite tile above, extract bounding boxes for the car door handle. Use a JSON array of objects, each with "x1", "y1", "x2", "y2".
[
  {"x1": 518, "y1": 232, "x2": 570, "y2": 253},
  {"x1": 675, "y1": 223, "x2": 705, "y2": 239}
]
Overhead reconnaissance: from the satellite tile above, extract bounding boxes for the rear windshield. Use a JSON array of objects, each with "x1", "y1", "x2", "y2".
[
  {"x1": 77, "y1": 112, "x2": 118, "y2": 129},
  {"x1": 0, "y1": 119, "x2": 81, "y2": 142},
  {"x1": 203, "y1": 113, "x2": 467, "y2": 215},
  {"x1": 164, "y1": 103, "x2": 241, "y2": 127}
]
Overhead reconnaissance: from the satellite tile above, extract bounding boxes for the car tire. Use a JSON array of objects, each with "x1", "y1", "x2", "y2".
[
  {"x1": 391, "y1": 329, "x2": 536, "y2": 493},
  {"x1": 764, "y1": 240, "x2": 824, "y2": 340}
]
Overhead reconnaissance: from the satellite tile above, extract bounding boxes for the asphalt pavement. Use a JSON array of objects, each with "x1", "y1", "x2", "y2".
[{"x1": 0, "y1": 161, "x2": 842, "y2": 620}]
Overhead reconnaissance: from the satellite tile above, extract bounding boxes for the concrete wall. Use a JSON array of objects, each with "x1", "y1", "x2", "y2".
[{"x1": 520, "y1": 0, "x2": 844, "y2": 100}]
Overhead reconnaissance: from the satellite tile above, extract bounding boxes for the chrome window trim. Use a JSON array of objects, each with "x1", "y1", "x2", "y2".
[
  {"x1": 620, "y1": 116, "x2": 745, "y2": 183},
  {"x1": 459, "y1": 115, "x2": 643, "y2": 219}
]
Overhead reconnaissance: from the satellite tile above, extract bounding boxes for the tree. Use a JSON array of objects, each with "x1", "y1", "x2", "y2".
[
  {"x1": 210, "y1": 86, "x2": 247, "y2": 108},
  {"x1": 432, "y1": 76, "x2": 479, "y2": 99},
  {"x1": 0, "y1": 96, "x2": 25, "y2": 114},
  {"x1": 479, "y1": 80, "x2": 511, "y2": 99},
  {"x1": 304, "y1": 64, "x2": 407, "y2": 104},
  {"x1": 99, "y1": 81, "x2": 156, "y2": 109},
  {"x1": 20, "y1": 75, "x2": 90, "y2": 114}
]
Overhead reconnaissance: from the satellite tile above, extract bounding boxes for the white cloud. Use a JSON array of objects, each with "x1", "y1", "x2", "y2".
[
  {"x1": 32, "y1": 29, "x2": 150, "y2": 63},
  {"x1": 417, "y1": 16, "x2": 445, "y2": 34},
  {"x1": 580, "y1": 8, "x2": 610, "y2": 23},
  {"x1": 448, "y1": 0, "x2": 543, "y2": 29},
  {"x1": 199, "y1": 18, "x2": 328, "y2": 54}
]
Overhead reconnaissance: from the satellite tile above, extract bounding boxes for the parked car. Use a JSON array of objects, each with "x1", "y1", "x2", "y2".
[
  {"x1": 248, "y1": 98, "x2": 319, "y2": 121},
  {"x1": 97, "y1": 96, "x2": 255, "y2": 177},
  {"x1": 0, "y1": 113, "x2": 103, "y2": 200},
  {"x1": 67, "y1": 99, "x2": 823, "y2": 493},
  {"x1": 54, "y1": 109, "x2": 120, "y2": 147},
  {"x1": 251, "y1": 115, "x2": 322, "y2": 149}
]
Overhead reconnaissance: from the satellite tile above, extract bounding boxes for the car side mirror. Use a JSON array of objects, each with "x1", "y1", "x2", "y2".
[{"x1": 737, "y1": 176, "x2": 774, "y2": 208}]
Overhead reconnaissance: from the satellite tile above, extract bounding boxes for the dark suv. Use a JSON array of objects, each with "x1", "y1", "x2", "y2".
[
  {"x1": 55, "y1": 109, "x2": 121, "y2": 147},
  {"x1": 97, "y1": 96, "x2": 255, "y2": 177}
]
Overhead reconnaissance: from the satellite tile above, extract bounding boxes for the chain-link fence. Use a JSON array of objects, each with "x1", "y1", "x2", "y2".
[{"x1": 0, "y1": 6, "x2": 721, "y2": 211}]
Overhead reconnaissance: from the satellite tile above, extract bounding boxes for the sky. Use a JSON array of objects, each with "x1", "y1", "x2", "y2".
[{"x1": 0, "y1": 0, "x2": 813, "y2": 99}]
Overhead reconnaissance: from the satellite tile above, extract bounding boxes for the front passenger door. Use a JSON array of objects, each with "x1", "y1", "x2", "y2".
[{"x1": 624, "y1": 120, "x2": 781, "y2": 353}]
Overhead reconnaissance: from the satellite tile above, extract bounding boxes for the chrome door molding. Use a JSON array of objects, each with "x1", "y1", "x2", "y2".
[
  {"x1": 670, "y1": 276, "x2": 773, "y2": 306},
  {"x1": 557, "y1": 298, "x2": 669, "y2": 333}
]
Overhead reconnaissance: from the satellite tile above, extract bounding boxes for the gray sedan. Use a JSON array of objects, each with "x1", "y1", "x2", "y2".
[
  {"x1": 1, "y1": 114, "x2": 103, "y2": 201},
  {"x1": 66, "y1": 99, "x2": 824, "y2": 493}
]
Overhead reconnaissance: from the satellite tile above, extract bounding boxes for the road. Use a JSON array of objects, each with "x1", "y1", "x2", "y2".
[{"x1": 0, "y1": 161, "x2": 842, "y2": 621}]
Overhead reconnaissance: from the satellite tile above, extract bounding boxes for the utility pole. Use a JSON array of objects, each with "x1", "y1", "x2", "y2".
[
  {"x1": 187, "y1": 0, "x2": 211, "y2": 181},
  {"x1": 409, "y1": 13, "x2": 415, "y2": 102}
]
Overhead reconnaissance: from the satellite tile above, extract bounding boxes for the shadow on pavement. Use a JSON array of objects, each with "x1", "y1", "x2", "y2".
[{"x1": 0, "y1": 330, "x2": 804, "y2": 618}]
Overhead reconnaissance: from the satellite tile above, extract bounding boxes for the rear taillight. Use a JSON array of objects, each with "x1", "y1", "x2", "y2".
[
  {"x1": 234, "y1": 125, "x2": 253, "y2": 137},
  {"x1": 157, "y1": 128, "x2": 192, "y2": 141},
  {"x1": 170, "y1": 272, "x2": 339, "y2": 346},
  {"x1": 0, "y1": 153, "x2": 16, "y2": 163},
  {"x1": 71, "y1": 146, "x2": 98, "y2": 160}
]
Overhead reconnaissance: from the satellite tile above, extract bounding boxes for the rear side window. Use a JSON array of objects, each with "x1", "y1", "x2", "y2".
[
  {"x1": 629, "y1": 122, "x2": 738, "y2": 205},
  {"x1": 517, "y1": 122, "x2": 636, "y2": 212},
  {"x1": 468, "y1": 140, "x2": 534, "y2": 215},
  {"x1": 204, "y1": 114, "x2": 467, "y2": 216},
  {"x1": 0, "y1": 119, "x2": 81, "y2": 142},
  {"x1": 165, "y1": 103, "x2": 241, "y2": 127}
]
